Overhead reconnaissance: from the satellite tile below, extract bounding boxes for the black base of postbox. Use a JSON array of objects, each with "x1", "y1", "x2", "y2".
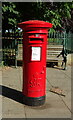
[{"x1": 23, "y1": 95, "x2": 45, "y2": 106}]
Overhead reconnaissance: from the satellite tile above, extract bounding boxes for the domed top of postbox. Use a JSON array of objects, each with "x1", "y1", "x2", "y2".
[{"x1": 18, "y1": 20, "x2": 52, "y2": 31}]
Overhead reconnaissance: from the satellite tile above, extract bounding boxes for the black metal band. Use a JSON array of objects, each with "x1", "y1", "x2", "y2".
[{"x1": 23, "y1": 95, "x2": 46, "y2": 106}]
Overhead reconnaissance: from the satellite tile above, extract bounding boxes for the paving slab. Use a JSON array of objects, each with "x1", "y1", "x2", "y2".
[
  {"x1": 0, "y1": 96, "x2": 2, "y2": 119},
  {"x1": 1, "y1": 65, "x2": 72, "y2": 118},
  {"x1": 2, "y1": 67, "x2": 23, "y2": 91},
  {"x1": 24, "y1": 92, "x2": 71, "y2": 118},
  {"x1": 2, "y1": 96, "x2": 26, "y2": 118},
  {"x1": 46, "y1": 66, "x2": 71, "y2": 113}
]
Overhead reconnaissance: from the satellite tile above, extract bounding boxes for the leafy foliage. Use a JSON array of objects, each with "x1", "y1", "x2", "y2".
[
  {"x1": 32, "y1": 2, "x2": 73, "y2": 32},
  {"x1": 2, "y1": 2, "x2": 20, "y2": 34},
  {"x1": 15, "y1": 2, "x2": 73, "y2": 32},
  {"x1": 2, "y1": 2, "x2": 73, "y2": 34}
]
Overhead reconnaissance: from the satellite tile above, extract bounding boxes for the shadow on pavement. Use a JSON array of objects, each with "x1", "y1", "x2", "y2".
[
  {"x1": 46, "y1": 63, "x2": 63, "y2": 70},
  {"x1": 0, "y1": 85, "x2": 24, "y2": 104},
  {"x1": 0, "y1": 85, "x2": 51, "y2": 109}
]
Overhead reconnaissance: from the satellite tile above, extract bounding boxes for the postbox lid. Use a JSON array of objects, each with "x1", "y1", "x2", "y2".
[{"x1": 18, "y1": 20, "x2": 52, "y2": 31}]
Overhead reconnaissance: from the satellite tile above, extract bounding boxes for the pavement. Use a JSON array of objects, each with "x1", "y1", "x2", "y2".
[{"x1": 0, "y1": 63, "x2": 72, "y2": 119}]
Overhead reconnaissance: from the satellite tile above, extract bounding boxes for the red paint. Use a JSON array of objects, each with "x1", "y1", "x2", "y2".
[{"x1": 18, "y1": 20, "x2": 52, "y2": 98}]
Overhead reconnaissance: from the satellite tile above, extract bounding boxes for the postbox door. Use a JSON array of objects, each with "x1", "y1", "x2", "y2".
[{"x1": 23, "y1": 35, "x2": 47, "y2": 97}]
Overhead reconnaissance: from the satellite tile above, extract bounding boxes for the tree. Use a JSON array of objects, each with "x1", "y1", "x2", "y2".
[
  {"x1": 2, "y1": 2, "x2": 20, "y2": 35},
  {"x1": 14, "y1": 2, "x2": 73, "y2": 32},
  {"x1": 2, "y1": 2, "x2": 73, "y2": 34},
  {"x1": 32, "y1": 2, "x2": 73, "y2": 32}
]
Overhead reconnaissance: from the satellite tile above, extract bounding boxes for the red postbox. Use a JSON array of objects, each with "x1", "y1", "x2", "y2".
[{"x1": 18, "y1": 20, "x2": 52, "y2": 106}]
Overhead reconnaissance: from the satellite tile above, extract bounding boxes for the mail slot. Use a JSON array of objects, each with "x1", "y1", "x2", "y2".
[
  {"x1": 30, "y1": 38, "x2": 43, "y2": 41},
  {"x1": 18, "y1": 20, "x2": 52, "y2": 106}
]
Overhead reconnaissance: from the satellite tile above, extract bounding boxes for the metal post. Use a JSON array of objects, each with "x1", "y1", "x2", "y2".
[{"x1": 15, "y1": 39, "x2": 17, "y2": 68}]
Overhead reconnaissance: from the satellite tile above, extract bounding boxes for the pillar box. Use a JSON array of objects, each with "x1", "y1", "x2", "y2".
[{"x1": 18, "y1": 20, "x2": 52, "y2": 106}]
